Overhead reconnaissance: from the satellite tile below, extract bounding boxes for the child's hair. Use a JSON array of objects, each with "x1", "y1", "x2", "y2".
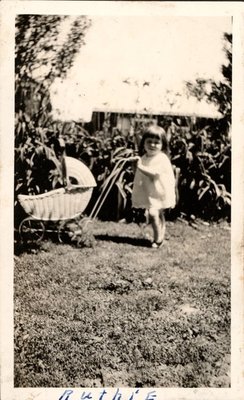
[{"x1": 138, "y1": 124, "x2": 169, "y2": 156}]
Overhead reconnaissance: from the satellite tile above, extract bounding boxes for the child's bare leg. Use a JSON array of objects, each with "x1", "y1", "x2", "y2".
[
  {"x1": 148, "y1": 208, "x2": 163, "y2": 243},
  {"x1": 159, "y1": 210, "x2": 166, "y2": 241}
]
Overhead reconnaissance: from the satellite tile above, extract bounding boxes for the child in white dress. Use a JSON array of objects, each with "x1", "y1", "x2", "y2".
[{"x1": 131, "y1": 124, "x2": 176, "y2": 248}]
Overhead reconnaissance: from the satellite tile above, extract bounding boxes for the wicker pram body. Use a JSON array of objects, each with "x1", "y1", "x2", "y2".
[
  {"x1": 18, "y1": 186, "x2": 93, "y2": 221},
  {"x1": 17, "y1": 157, "x2": 97, "y2": 242}
]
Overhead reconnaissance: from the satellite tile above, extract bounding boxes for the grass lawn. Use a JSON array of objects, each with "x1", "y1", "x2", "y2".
[{"x1": 14, "y1": 218, "x2": 231, "y2": 388}]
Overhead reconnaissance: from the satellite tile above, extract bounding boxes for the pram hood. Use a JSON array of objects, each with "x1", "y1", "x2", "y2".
[{"x1": 65, "y1": 156, "x2": 96, "y2": 188}]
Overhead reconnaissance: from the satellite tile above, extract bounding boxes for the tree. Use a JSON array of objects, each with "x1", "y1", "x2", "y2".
[
  {"x1": 15, "y1": 15, "x2": 91, "y2": 113},
  {"x1": 185, "y1": 32, "x2": 232, "y2": 137},
  {"x1": 15, "y1": 15, "x2": 91, "y2": 215}
]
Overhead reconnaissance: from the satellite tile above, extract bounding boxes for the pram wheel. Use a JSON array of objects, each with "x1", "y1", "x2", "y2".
[
  {"x1": 19, "y1": 217, "x2": 45, "y2": 243},
  {"x1": 58, "y1": 217, "x2": 92, "y2": 244},
  {"x1": 58, "y1": 219, "x2": 80, "y2": 244}
]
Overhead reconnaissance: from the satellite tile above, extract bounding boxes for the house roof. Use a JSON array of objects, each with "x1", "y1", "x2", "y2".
[
  {"x1": 93, "y1": 104, "x2": 221, "y2": 119},
  {"x1": 92, "y1": 94, "x2": 222, "y2": 120}
]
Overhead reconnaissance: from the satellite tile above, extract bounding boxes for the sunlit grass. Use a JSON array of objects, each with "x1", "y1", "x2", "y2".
[{"x1": 14, "y1": 219, "x2": 230, "y2": 387}]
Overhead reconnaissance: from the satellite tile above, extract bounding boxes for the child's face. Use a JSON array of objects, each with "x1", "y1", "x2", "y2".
[{"x1": 144, "y1": 137, "x2": 162, "y2": 156}]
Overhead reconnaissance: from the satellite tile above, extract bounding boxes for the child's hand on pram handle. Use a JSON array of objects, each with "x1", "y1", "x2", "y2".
[
  {"x1": 113, "y1": 155, "x2": 140, "y2": 165},
  {"x1": 126, "y1": 156, "x2": 141, "y2": 162}
]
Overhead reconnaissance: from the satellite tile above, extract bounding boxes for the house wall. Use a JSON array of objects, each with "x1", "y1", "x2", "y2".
[
  {"x1": 88, "y1": 111, "x2": 212, "y2": 136},
  {"x1": 116, "y1": 115, "x2": 131, "y2": 135}
]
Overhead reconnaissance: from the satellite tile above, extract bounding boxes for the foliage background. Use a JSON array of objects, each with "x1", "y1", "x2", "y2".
[{"x1": 15, "y1": 17, "x2": 231, "y2": 227}]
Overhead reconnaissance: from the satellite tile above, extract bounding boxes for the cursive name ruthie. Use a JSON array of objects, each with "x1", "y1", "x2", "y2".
[{"x1": 59, "y1": 388, "x2": 157, "y2": 400}]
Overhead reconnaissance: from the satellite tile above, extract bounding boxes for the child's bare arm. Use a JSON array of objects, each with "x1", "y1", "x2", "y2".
[
  {"x1": 128, "y1": 156, "x2": 159, "y2": 178},
  {"x1": 136, "y1": 159, "x2": 159, "y2": 179}
]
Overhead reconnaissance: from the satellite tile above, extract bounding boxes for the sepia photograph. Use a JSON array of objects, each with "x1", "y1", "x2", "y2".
[{"x1": 1, "y1": 1, "x2": 244, "y2": 400}]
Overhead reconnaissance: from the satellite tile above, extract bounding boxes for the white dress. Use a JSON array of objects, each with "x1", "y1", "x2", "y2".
[{"x1": 132, "y1": 152, "x2": 176, "y2": 210}]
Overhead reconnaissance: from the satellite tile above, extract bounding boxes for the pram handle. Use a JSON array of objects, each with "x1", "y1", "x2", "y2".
[{"x1": 89, "y1": 156, "x2": 135, "y2": 220}]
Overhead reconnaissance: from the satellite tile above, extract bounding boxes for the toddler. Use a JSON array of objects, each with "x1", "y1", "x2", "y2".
[{"x1": 131, "y1": 124, "x2": 176, "y2": 248}]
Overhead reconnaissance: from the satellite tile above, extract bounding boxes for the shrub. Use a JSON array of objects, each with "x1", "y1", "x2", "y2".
[
  {"x1": 169, "y1": 120, "x2": 231, "y2": 221},
  {"x1": 15, "y1": 115, "x2": 231, "y2": 228}
]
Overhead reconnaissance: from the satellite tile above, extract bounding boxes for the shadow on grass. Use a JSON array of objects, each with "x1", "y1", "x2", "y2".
[
  {"x1": 14, "y1": 240, "x2": 41, "y2": 256},
  {"x1": 95, "y1": 234, "x2": 151, "y2": 247},
  {"x1": 14, "y1": 230, "x2": 63, "y2": 256},
  {"x1": 14, "y1": 231, "x2": 151, "y2": 256}
]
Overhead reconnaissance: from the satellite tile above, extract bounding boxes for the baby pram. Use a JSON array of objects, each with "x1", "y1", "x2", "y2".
[
  {"x1": 18, "y1": 156, "x2": 97, "y2": 243},
  {"x1": 17, "y1": 156, "x2": 130, "y2": 243}
]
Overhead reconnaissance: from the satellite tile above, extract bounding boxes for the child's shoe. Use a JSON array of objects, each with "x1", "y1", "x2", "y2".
[{"x1": 151, "y1": 240, "x2": 164, "y2": 249}]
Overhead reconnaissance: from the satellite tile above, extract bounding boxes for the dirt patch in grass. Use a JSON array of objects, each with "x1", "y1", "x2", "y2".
[{"x1": 14, "y1": 219, "x2": 231, "y2": 387}]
